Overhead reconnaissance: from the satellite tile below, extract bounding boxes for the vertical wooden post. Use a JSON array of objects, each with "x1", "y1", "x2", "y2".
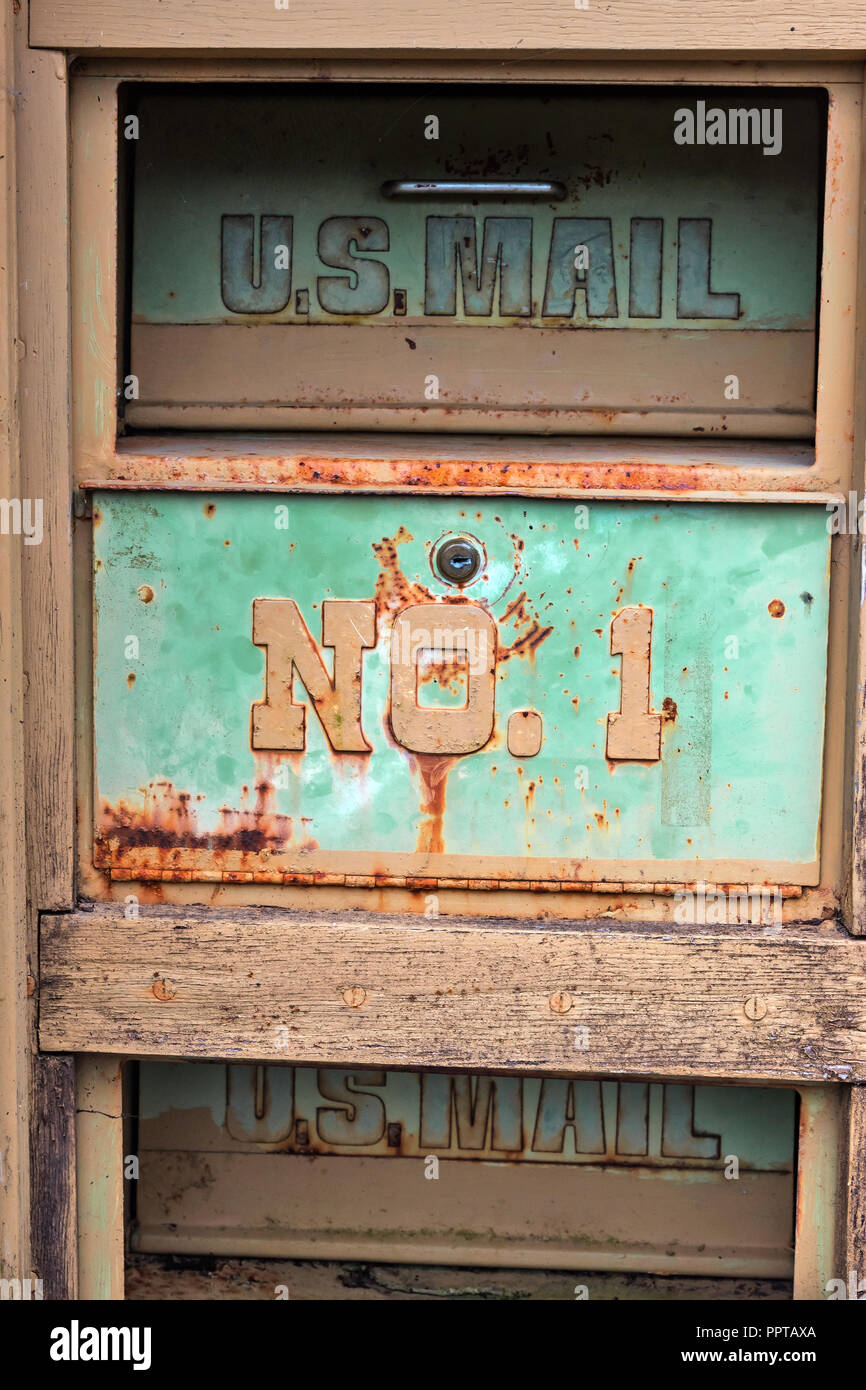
[
  {"x1": 0, "y1": 0, "x2": 32, "y2": 1295},
  {"x1": 76, "y1": 1057, "x2": 125, "y2": 1300},
  {"x1": 843, "y1": 1087, "x2": 866, "y2": 1290},
  {"x1": 13, "y1": 4, "x2": 79, "y2": 1299},
  {"x1": 30, "y1": 1058, "x2": 78, "y2": 1299},
  {"x1": 15, "y1": 21, "x2": 75, "y2": 914}
]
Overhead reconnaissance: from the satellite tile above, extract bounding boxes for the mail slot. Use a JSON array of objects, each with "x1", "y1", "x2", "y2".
[
  {"x1": 133, "y1": 1062, "x2": 797, "y2": 1280},
  {"x1": 93, "y1": 492, "x2": 830, "y2": 891},
  {"x1": 122, "y1": 84, "x2": 824, "y2": 435}
]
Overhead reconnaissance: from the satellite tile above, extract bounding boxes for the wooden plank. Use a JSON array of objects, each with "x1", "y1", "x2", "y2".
[
  {"x1": 76, "y1": 1056, "x2": 125, "y2": 1301},
  {"x1": 29, "y1": 1056, "x2": 78, "y2": 1300},
  {"x1": 38, "y1": 906, "x2": 866, "y2": 1083},
  {"x1": 0, "y1": 0, "x2": 31, "y2": 1293},
  {"x1": 27, "y1": 0, "x2": 866, "y2": 56},
  {"x1": 844, "y1": 1087, "x2": 866, "y2": 1289},
  {"x1": 14, "y1": 22, "x2": 80, "y2": 1308},
  {"x1": 845, "y1": 73, "x2": 866, "y2": 937},
  {"x1": 16, "y1": 46, "x2": 74, "y2": 912}
]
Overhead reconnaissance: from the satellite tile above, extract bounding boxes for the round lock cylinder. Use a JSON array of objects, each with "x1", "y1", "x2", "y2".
[{"x1": 433, "y1": 536, "x2": 483, "y2": 586}]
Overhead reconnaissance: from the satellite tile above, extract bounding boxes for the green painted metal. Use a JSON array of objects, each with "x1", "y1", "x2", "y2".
[
  {"x1": 92, "y1": 493, "x2": 829, "y2": 883},
  {"x1": 138, "y1": 1061, "x2": 796, "y2": 1170},
  {"x1": 130, "y1": 85, "x2": 821, "y2": 331}
]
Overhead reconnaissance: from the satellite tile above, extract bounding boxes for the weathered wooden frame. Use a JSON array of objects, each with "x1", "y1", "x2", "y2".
[
  {"x1": 40, "y1": 904, "x2": 860, "y2": 1294},
  {"x1": 25, "y1": 2, "x2": 866, "y2": 59}
]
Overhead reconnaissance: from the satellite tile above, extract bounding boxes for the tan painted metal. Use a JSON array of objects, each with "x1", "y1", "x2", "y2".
[
  {"x1": 133, "y1": 1153, "x2": 795, "y2": 1278},
  {"x1": 128, "y1": 325, "x2": 817, "y2": 437},
  {"x1": 71, "y1": 66, "x2": 861, "y2": 499},
  {"x1": 793, "y1": 1087, "x2": 845, "y2": 1298}
]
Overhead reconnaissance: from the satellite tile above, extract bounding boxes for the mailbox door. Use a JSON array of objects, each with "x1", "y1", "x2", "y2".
[
  {"x1": 133, "y1": 1062, "x2": 797, "y2": 1280},
  {"x1": 93, "y1": 492, "x2": 830, "y2": 893},
  {"x1": 124, "y1": 84, "x2": 823, "y2": 436}
]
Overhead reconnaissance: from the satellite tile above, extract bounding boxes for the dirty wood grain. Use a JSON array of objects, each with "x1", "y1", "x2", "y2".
[
  {"x1": 39, "y1": 906, "x2": 866, "y2": 1083},
  {"x1": 844, "y1": 1088, "x2": 866, "y2": 1284},
  {"x1": 28, "y1": 1, "x2": 866, "y2": 54},
  {"x1": 16, "y1": 44, "x2": 75, "y2": 912},
  {"x1": 30, "y1": 1056, "x2": 78, "y2": 1300},
  {"x1": 847, "y1": 74, "x2": 866, "y2": 937},
  {"x1": 0, "y1": 0, "x2": 31, "y2": 1288}
]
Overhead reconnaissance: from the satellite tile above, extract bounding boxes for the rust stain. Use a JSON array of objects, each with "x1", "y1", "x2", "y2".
[
  {"x1": 768, "y1": 598, "x2": 786, "y2": 618},
  {"x1": 662, "y1": 696, "x2": 677, "y2": 722},
  {"x1": 372, "y1": 527, "x2": 430, "y2": 617},
  {"x1": 96, "y1": 449, "x2": 775, "y2": 497},
  {"x1": 137, "y1": 584, "x2": 154, "y2": 604},
  {"x1": 417, "y1": 650, "x2": 467, "y2": 694},
  {"x1": 497, "y1": 590, "x2": 553, "y2": 664},
  {"x1": 410, "y1": 753, "x2": 459, "y2": 854},
  {"x1": 97, "y1": 777, "x2": 309, "y2": 856},
  {"x1": 500, "y1": 590, "x2": 530, "y2": 625},
  {"x1": 370, "y1": 531, "x2": 551, "y2": 853},
  {"x1": 151, "y1": 976, "x2": 177, "y2": 1002}
]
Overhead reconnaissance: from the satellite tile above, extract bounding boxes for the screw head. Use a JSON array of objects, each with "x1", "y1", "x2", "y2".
[
  {"x1": 744, "y1": 994, "x2": 767, "y2": 1021},
  {"x1": 549, "y1": 991, "x2": 573, "y2": 1014},
  {"x1": 342, "y1": 986, "x2": 367, "y2": 1008}
]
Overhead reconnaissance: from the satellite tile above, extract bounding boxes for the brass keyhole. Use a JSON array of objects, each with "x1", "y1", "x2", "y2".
[{"x1": 434, "y1": 537, "x2": 482, "y2": 586}]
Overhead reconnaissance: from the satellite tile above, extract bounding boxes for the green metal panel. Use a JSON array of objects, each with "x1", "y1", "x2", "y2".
[
  {"x1": 131, "y1": 85, "x2": 820, "y2": 331},
  {"x1": 92, "y1": 493, "x2": 830, "y2": 885},
  {"x1": 138, "y1": 1061, "x2": 796, "y2": 1171},
  {"x1": 125, "y1": 85, "x2": 823, "y2": 429}
]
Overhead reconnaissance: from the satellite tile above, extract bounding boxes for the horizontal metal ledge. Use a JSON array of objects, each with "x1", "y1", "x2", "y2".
[
  {"x1": 79, "y1": 432, "x2": 825, "y2": 503},
  {"x1": 38, "y1": 906, "x2": 866, "y2": 1084}
]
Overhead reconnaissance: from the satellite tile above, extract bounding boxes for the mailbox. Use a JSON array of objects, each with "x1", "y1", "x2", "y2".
[
  {"x1": 134, "y1": 1063, "x2": 798, "y2": 1281},
  {"x1": 88, "y1": 82, "x2": 842, "y2": 901},
  {"x1": 14, "y1": 35, "x2": 864, "y2": 1308},
  {"x1": 124, "y1": 84, "x2": 824, "y2": 435}
]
